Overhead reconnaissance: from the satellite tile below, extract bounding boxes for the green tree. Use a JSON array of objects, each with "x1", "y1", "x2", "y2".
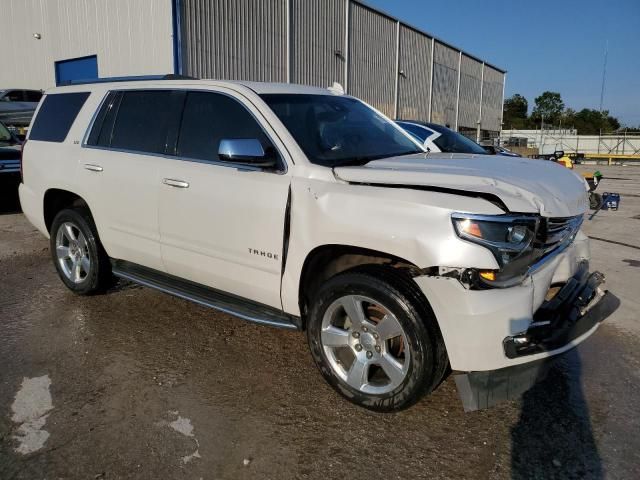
[
  {"x1": 570, "y1": 109, "x2": 620, "y2": 134},
  {"x1": 606, "y1": 114, "x2": 621, "y2": 131},
  {"x1": 560, "y1": 108, "x2": 577, "y2": 129},
  {"x1": 531, "y1": 91, "x2": 565, "y2": 125},
  {"x1": 503, "y1": 94, "x2": 530, "y2": 129}
]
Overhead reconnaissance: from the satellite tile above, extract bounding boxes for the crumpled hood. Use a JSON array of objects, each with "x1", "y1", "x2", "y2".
[{"x1": 333, "y1": 153, "x2": 589, "y2": 217}]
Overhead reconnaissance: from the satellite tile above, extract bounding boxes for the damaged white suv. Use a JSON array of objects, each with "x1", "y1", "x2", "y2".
[{"x1": 20, "y1": 79, "x2": 618, "y2": 411}]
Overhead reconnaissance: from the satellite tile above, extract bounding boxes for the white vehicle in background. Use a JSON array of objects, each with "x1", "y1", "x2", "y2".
[
  {"x1": 20, "y1": 78, "x2": 617, "y2": 412},
  {"x1": 396, "y1": 120, "x2": 488, "y2": 155}
]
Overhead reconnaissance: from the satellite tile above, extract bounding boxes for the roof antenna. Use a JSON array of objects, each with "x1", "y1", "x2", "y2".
[{"x1": 328, "y1": 82, "x2": 345, "y2": 95}]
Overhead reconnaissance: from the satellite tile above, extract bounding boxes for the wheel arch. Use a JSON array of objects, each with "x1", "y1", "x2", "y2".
[
  {"x1": 43, "y1": 188, "x2": 91, "y2": 233},
  {"x1": 297, "y1": 244, "x2": 425, "y2": 321}
]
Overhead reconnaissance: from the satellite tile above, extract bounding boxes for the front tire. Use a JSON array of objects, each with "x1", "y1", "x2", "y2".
[
  {"x1": 307, "y1": 266, "x2": 447, "y2": 412},
  {"x1": 50, "y1": 208, "x2": 112, "y2": 295}
]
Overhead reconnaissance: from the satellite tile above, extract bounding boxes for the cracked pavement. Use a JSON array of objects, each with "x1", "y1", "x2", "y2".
[{"x1": 1, "y1": 165, "x2": 639, "y2": 479}]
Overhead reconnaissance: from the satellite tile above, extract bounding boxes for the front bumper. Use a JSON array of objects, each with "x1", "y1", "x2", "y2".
[
  {"x1": 413, "y1": 232, "x2": 601, "y2": 372},
  {"x1": 455, "y1": 280, "x2": 619, "y2": 411},
  {"x1": 503, "y1": 270, "x2": 609, "y2": 359},
  {"x1": 413, "y1": 232, "x2": 619, "y2": 411}
]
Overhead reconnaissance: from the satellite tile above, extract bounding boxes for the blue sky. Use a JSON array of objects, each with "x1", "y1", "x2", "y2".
[{"x1": 366, "y1": 0, "x2": 640, "y2": 126}]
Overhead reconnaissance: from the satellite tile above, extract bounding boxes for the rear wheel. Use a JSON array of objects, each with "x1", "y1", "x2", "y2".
[
  {"x1": 307, "y1": 266, "x2": 447, "y2": 412},
  {"x1": 50, "y1": 208, "x2": 112, "y2": 294}
]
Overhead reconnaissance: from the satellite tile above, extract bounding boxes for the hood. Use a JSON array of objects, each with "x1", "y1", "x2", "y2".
[{"x1": 333, "y1": 153, "x2": 588, "y2": 217}]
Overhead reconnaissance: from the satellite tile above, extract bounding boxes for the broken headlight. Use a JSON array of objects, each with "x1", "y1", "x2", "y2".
[{"x1": 452, "y1": 213, "x2": 541, "y2": 286}]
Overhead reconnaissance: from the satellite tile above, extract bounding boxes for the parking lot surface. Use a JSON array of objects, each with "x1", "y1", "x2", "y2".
[{"x1": 1, "y1": 165, "x2": 639, "y2": 479}]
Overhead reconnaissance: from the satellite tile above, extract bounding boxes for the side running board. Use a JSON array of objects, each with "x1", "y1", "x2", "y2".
[{"x1": 111, "y1": 260, "x2": 300, "y2": 330}]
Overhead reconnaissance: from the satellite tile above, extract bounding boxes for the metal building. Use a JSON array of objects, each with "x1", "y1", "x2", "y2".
[{"x1": 1, "y1": 0, "x2": 506, "y2": 139}]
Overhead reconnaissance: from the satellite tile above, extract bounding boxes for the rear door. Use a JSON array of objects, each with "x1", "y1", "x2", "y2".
[
  {"x1": 81, "y1": 89, "x2": 184, "y2": 271},
  {"x1": 156, "y1": 89, "x2": 291, "y2": 309}
]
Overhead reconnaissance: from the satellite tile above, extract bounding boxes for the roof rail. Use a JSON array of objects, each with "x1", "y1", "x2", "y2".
[{"x1": 60, "y1": 74, "x2": 198, "y2": 86}]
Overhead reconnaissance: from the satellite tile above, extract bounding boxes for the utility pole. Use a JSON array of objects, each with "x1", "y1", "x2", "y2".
[
  {"x1": 540, "y1": 114, "x2": 544, "y2": 156},
  {"x1": 599, "y1": 40, "x2": 608, "y2": 113}
]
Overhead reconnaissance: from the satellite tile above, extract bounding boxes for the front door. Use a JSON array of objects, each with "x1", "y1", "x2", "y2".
[{"x1": 157, "y1": 90, "x2": 290, "y2": 309}]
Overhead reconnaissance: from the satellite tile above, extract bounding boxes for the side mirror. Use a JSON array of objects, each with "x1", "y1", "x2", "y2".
[{"x1": 218, "y1": 139, "x2": 277, "y2": 168}]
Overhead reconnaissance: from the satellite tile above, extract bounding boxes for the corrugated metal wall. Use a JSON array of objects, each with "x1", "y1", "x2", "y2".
[
  {"x1": 347, "y1": 2, "x2": 397, "y2": 117},
  {"x1": 482, "y1": 66, "x2": 504, "y2": 132},
  {"x1": 0, "y1": 0, "x2": 174, "y2": 89},
  {"x1": 290, "y1": 0, "x2": 346, "y2": 87},
  {"x1": 457, "y1": 55, "x2": 483, "y2": 129},
  {"x1": 396, "y1": 26, "x2": 432, "y2": 122},
  {"x1": 180, "y1": 0, "x2": 287, "y2": 82},
  {"x1": 431, "y1": 42, "x2": 459, "y2": 127},
  {"x1": 0, "y1": 0, "x2": 506, "y2": 135},
  {"x1": 178, "y1": 0, "x2": 507, "y2": 133}
]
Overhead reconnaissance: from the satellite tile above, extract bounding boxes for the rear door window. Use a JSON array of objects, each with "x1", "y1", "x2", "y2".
[
  {"x1": 176, "y1": 91, "x2": 272, "y2": 162},
  {"x1": 86, "y1": 91, "x2": 121, "y2": 147},
  {"x1": 29, "y1": 92, "x2": 90, "y2": 142},
  {"x1": 109, "y1": 90, "x2": 180, "y2": 155}
]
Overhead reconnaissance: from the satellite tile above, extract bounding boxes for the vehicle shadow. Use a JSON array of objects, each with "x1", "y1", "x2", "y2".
[
  {"x1": 510, "y1": 348, "x2": 602, "y2": 479},
  {"x1": 0, "y1": 178, "x2": 21, "y2": 215}
]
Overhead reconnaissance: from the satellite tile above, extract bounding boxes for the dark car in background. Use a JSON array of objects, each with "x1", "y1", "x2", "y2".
[
  {"x1": 0, "y1": 120, "x2": 22, "y2": 209},
  {"x1": 0, "y1": 89, "x2": 43, "y2": 128},
  {"x1": 0, "y1": 120, "x2": 21, "y2": 176},
  {"x1": 395, "y1": 120, "x2": 488, "y2": 155}
]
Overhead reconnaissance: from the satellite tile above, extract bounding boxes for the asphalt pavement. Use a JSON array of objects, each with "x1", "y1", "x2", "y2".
[{"x1": 1, "y1": 165, "x2": 639, "y2": 479}]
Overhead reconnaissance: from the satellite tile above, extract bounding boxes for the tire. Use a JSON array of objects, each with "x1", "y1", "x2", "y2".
[
  {"x1": 306, "y1": 265, "x2": 448, "y2": 412},
  {"x1": 589, "y1": 192, "x2": 602, "y2": 210},
  {"x1": 50, "y1": 207, "x2": 113, "y2": 295}
]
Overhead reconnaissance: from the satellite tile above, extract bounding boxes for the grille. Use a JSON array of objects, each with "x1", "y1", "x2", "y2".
[{"x1": 536, "y1": 215, "x2": 584, "y2": 254}]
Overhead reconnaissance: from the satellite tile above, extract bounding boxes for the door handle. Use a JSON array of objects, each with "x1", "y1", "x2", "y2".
[
  {"x1": 163, "y1": 178, "x2": 190, "y2": 188},
  {"x1": 84, "y1": 164, "x2": 103, "y2": 172}
]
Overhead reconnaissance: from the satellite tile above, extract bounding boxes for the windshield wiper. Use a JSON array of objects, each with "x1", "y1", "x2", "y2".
[
  {"x1": 334, "y1": 150, "x2": 423, "y2": 167},
  {"x1": 334, "y1": 157, "x2": 374, "y2": 167},
  {"x1": 395, "y1": 150, "x2": 424, "y2": 157}
]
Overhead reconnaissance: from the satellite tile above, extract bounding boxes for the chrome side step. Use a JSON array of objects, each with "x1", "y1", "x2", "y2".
[{"x1": 111, "y1": 260, "x2": 300, "y2": 330}]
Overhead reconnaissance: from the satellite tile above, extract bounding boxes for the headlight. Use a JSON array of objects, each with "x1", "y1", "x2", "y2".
[{"x1": 452, "y1": 213, "x2": 541, "y2": 286}]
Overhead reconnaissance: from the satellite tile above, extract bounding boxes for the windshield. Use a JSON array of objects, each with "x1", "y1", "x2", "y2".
[
  {"x1": 260, "y1": 94, "x2": 423, "y2": 167},
  {"x1": 0, "y1": 122, "x2": 13, "y2": 143},
  {"x1": 428, "y1": 124, "x2": 487, "y2": 154}
]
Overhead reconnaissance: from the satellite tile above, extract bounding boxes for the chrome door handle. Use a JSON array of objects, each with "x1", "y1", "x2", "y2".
[
  {"x1": 84, "y1": 164, "x2": 103, "y2": 172},
  {"x1": 163, "y1": 178, "x2": 190, "y2": 188}
]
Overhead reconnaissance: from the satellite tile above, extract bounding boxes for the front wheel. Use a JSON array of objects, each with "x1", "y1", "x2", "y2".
[{"x1": 307, "y1": 266, "x2": 447, "y2": 412}]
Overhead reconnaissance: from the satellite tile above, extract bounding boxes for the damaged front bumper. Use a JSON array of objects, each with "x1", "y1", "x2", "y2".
[
  {"x1": 454, "y1": 270, "x2": 619, "y2": 412},
  {"x1": 412, "y1": 231, "x2": 619, "y2": 412}
]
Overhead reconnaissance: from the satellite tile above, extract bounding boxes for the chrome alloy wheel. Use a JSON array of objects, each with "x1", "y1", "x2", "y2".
[
  {"x1": 55, "y1": 222, "x2": 90, "y2": 284},
  {"x1": 320, "y1": 295, "x2": 410, "y2": 395}
]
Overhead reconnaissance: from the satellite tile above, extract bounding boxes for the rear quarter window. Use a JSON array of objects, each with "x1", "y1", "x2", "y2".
[{"x1": 29, "y1": 92, "x2": 90, "y2": 142}]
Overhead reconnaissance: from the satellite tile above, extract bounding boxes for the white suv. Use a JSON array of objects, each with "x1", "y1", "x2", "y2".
[{"x1": 19, "y1": 79, "x2": 617, "y2": 412}]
